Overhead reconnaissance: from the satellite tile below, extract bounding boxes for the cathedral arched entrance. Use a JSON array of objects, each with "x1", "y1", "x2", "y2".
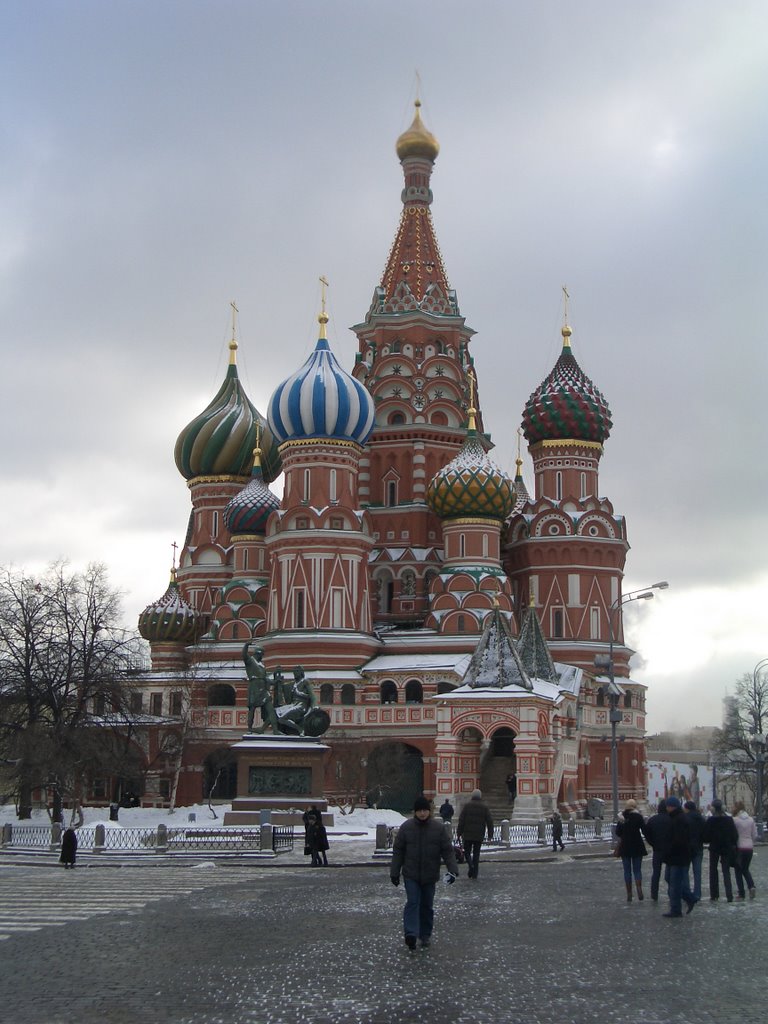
[
  {"x1": 366, "y1": 742, "x2": 423, "y2": 815},
  {"x1": 203, "y1": 747, "x2": 238, "y2": 801},
  {"x1": 480, "y1": 727, "x2": 517, "y2": 808}
]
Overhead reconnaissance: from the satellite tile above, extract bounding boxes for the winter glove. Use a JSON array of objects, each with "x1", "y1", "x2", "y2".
[{"x1": 391, "y1": 875, "x2": 400, "y2": 886}]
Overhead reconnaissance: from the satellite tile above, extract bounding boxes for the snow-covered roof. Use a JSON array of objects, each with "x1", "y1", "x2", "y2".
[
  {"x1": 433, "y1": 676, "x2": 561, "y2": 701},
  {"x1": 363, "y1": 653, "x2": 471, "y2": 675}
]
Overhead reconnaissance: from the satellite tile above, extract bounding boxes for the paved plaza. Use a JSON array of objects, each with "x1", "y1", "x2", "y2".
[{"x1": 2, "y1": 847, "x2": 766, "y2": 1024}]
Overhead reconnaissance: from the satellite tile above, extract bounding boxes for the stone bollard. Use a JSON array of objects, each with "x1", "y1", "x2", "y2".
[
  {"x1": 537, "y1": 819, "x2": 547, "y2": 845},
  {"x1": 157, "y1": 823, "x2": 168, "y2": 851},
  {"x1": 51, "y1": 822, "x2": 62, "y2": 851},
  {"x1": 1, "y1": 822, "x2": 11, "y2": 847},
  {"x1": 567, "y1": 817, "x2": 576, "y2": 840},
  {"x1": 260, "y1": 822, "x2": 273, "y2": 854},
  {"x1": 94, "y1": 823, "x2": 106, "y2": 852},
  {"x1": 373, "y1": 822, "x2": 391, "y2": 859},
  {"x1": 501, "y1": 820, "x2": 510, "y2": 847}
]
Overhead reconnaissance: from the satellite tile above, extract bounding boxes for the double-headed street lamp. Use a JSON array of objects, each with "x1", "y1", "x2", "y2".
[{"x1": 595, "y1": 581, "x2": 669, "y2": 822}]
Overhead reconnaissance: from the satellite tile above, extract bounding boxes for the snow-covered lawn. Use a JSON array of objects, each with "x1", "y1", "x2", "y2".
[{"x1": 0, "y1": 802, "x2": 406, "y2": 840}]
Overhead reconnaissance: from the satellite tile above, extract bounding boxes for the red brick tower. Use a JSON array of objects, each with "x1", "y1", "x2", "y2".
[
  {"x1": 503, "y1": 321, "x2": 628, "y2": 674},
  {"x1": 263, "y1": 307, "x2": 380, "y2": 671},
  {"x1": 351, "y1": 100, "x2": 490, "y2": 628}
]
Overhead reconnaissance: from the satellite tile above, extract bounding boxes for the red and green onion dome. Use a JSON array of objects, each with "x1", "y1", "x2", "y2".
[
  {"x1": 223, "y1": 449, "x2": 280, "y2": 535},
  {"x1": 138, "y1": 572, "x2": 207, "y2": 644},
  {"x1": 521, "y1": 325, "x2": 612, "y2": 445},
  {"x1": 174, "y1": 343, "x2": 281, "y2": 481},
  {"x1": 427, "y1": 414, "x2": 514, "y2": 520}
]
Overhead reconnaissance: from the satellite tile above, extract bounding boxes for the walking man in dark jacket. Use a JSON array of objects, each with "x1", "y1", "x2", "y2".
[
  {"x1": 642, "y1": 799, "x2": 672, "y2": 902},
  {"x1": 662, "y1": 796, "x2": 696, "y2": 917},
  {"x1": 683, "y1": 800, "x2": 705, "y2": 902},
  {"x1": 391, "y1": 796, "x2": 458, "y2": 950},
  {"x1": 704, "y1": 798, "x2": 738, "y2": 902},
  {"x1": 457, "y1": 789, "x2": 494, "y2": 879}
]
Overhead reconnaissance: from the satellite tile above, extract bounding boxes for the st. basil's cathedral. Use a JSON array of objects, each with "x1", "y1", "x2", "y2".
[{"x1": 135, "y1": 101, "x2": 648, "y2": 818}]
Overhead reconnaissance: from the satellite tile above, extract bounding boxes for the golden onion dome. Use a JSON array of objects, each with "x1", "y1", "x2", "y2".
[{"x1": 396, "y1": 100, "x2": 440, "y2": 162}]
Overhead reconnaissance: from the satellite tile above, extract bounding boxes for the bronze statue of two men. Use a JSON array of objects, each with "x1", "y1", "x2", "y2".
[{"x1": 243, "y1": 644, "x2": 329, "y2": 737}]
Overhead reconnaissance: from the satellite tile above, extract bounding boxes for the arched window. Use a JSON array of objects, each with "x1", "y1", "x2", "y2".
[
  {"x1": 389, "y1": 412, "x2": 406, "y2": 425},
  {"x1": 319, "y1": 684, "x2": 334, "y2": 705},
  {"x1": 329, "y1": 469, "x2": 337, "y2": 502},
  {"x1": 387, "y1": 480, "x2": 398, "y2": 506},
  {"x1": 380, "y1": 680, "x2": 398, "y2": 704},
  {"x1": 207, "y1": 684, "x2": 236, "y2": 707},
  {"x1": 405, "y1": 680, "x2": 423, "y2": 703},
  {"x1": 341, "y1": 683, "x2": 356, "y2": 705},
  {"x1": 624, "y1": 691, "x2": 633, "y2": 709},
  {"x1": 551, "y1": 607, "x2": 564, "y2": 638},
  {"x1": 437, "y1": 681, "x2": 456, "y2": 695},
  {"x1": 596, "y1": 687, "x2": 605, "y2": 707},
  {"x1": 555, "y1": 471, "x2": 563, "y2": 501}
]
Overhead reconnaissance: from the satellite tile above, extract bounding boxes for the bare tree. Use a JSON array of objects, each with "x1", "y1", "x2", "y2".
[
  {"x1": 713, "y1": 668, "x2": 768, "y2": 814},
  {"x1": 0, "y1": 562, "x2": 147, "y2": 817}
]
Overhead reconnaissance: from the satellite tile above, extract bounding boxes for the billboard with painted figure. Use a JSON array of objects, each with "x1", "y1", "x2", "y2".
[{"x1": 646, "y1": 761, "x2": 713, "y2": 809}]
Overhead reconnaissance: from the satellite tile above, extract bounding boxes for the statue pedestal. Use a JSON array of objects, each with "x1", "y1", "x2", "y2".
[{"x1": 223, "y1": 734, "x2": 332, "y2": 826}]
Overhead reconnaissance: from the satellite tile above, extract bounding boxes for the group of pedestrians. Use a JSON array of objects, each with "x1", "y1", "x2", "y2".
[{"x1": 616, "y1": 794, "x2": 758, "y2": 918}]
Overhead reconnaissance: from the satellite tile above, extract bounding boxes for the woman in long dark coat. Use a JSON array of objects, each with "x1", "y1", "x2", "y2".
[
  {"x1": 60, "y1": 827, "x2": 78, "y2": 868},
  {"x1": 615, "y1": 799, "x2": 647, "y2": 901}
]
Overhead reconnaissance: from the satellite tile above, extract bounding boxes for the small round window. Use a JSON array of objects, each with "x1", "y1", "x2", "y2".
[
  {"x1": 548, "y1": 524, "x2": 560, "y2": 535},
  {"x1": 588, "y1": 525, "x2": 599, "y2": 536}
]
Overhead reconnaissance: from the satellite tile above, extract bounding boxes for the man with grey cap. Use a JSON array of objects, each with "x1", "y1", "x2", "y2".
[{"x1": 457, "y1": 789, "x2": 494, "y2": 880}]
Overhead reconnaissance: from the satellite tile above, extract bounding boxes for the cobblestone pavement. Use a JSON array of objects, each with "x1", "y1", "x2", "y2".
[{"x1": 2, "y1": 849, "x2": 766, "y2": 1024}]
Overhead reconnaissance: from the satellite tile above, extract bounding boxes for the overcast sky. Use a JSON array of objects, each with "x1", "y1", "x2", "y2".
[{"x1": 1, "y1": 2, "x2": 766, "y2": 734}]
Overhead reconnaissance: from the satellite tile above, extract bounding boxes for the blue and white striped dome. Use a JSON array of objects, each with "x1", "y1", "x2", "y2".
[{"x1": 267, "y1": 333, "x2": 375, "y2": 447}]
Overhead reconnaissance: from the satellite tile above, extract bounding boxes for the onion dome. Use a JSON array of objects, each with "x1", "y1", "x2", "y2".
[
  {"x1": 522, "y1": 325, "x2": 612, "y2": 445},
  {"x1": 138, "y1": 570, "x2": 206, "y2": 644},
  {"x1": 427, "y1": 406, "x2": 514, "y2": 520},
  {"x1": 267, "y1": 311, "x2": 375, "y2": 447},
  {"x1": 174, "y1": 335, "x2": 281, "y2": 481},
  {"x1": 396, "y1": 99, "x2": 440, "y2": 163},
  {"x1": 223, "y1": 444, "x2": 280, "y2": 535}
]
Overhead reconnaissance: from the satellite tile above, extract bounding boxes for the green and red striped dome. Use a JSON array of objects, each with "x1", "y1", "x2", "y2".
[
  {"x1": 522, "y1": 326, "x2": 612, "y2": 445},
  {"x1": 138, "y1": 574, "x2": 207, "y2": 644}
]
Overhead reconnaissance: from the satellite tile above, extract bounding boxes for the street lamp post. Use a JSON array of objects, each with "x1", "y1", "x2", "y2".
[
  {"x1": 595, "y1": 582, "x2": 669, "y2": 823},
  {"x1": 751, "y1": 735, "x2": 766, "y2": 840},
  {"x1": 751, "y1": 659, "x2": 768, "y2": 839}
]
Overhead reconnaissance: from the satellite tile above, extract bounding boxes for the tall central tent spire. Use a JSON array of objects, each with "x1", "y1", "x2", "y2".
[{"x1": 371, "y1": 99, "x2": 458, "y2": 317}]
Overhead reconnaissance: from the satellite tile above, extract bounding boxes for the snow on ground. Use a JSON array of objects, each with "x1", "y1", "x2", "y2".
[{"x1": 0, "y1": 802, "x2": 406, "y2": 840}]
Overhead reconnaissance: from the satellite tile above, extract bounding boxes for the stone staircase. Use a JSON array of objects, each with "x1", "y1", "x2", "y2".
[{"x1": 480, "y1": 757, "x2": 516, "y2": 823}]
